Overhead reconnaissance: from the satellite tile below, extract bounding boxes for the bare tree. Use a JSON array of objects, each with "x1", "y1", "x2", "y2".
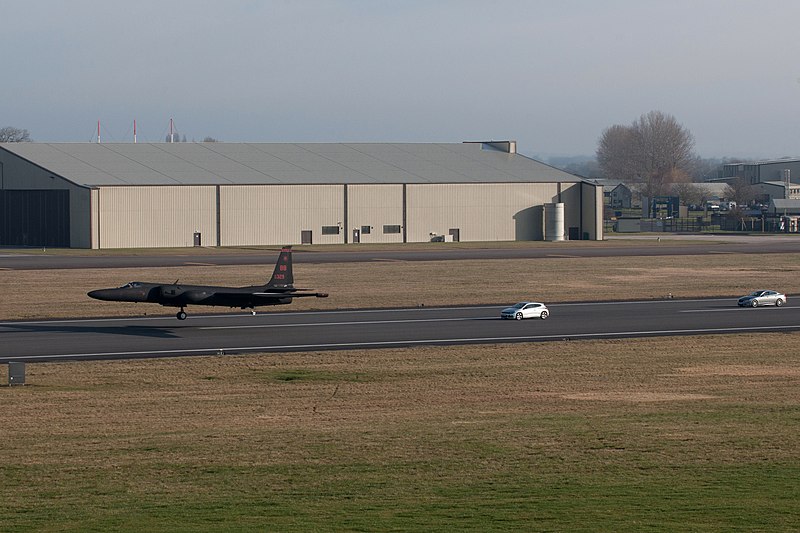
[
  {"x1": 687, "y1": 156, "x2": 722, "y2": 181},
  {"x1": 671, "y1": 181, "x2": 704, "y2": 206},
  {"x1": 596, "y1": 124, "x2": 638, "y2": 181},
  {"x1": 724, "y1": 177, "x2": 757, "y2": 206},
  {"x1": 596, "y1": 111, "x2": 695, "y2": 199},
  {"x1": 0, "y1": 126, "x2": 32, "y2": 142},
  {"x1": 202, "y1": 137, "x2": 218, "y2": 143}
]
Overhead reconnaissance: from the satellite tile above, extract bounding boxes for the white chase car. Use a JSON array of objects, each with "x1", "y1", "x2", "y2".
[{"x1": 501, "y1": 302, "x2": 549, "y2": 320}]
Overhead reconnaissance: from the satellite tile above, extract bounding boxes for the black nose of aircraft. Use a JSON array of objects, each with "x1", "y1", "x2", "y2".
[{"x1": 87, "y1": 289, "x2": 113, "y2": 301}]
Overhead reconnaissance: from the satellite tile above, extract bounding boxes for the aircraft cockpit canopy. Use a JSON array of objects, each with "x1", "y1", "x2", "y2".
[{"x1": 119, "y1": 282, "x2": 143, "y2": 289}]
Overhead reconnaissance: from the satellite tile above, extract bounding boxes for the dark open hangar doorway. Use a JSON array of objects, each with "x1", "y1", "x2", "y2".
[{"x1": 0, "y1": 190, "x2": 70, "y2": 247}]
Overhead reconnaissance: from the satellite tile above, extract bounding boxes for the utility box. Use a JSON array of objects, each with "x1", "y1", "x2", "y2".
[
  {"x1": 8, "y1": 362, "x2": 25, "y2": 386},
  {"x1": 615, "y1": 218, "x2": 641, "y2": 233}
]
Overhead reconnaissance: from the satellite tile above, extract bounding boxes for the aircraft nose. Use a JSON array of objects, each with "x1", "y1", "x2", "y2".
[{"x1": 88, "y1": 289, "x2": 113, "y2": 301}]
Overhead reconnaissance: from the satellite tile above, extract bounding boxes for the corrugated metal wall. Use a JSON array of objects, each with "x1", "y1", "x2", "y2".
[
  {"x1": 582, "y1": 182, "x2": 604, "y2": 240},
  {"x1": 559, "y1": 183, "x2": 582, "y2": 239},
  {"x1": 89, "y1": 182, "x2": 602, "y2": 248},
  {"x1": 406, "y1": 183, "x2": 559, "y2": 242},
  {"x1": 97, "y1": 186, "x2": 217, "y2": 248},
  {"x1": 90, "y1": 189, "x2": 100, "y2": 249},
  {"x1": 219, "y1": 185, "x2": 344, "y2": 246},
  {"x1": 347, "y1": 184, "x2": 404, "y2": 243}
]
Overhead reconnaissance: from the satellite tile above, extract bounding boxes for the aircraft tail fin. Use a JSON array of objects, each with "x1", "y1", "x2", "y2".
[{"x1": 266, "y1": 246, "x2": 294, "y2": 288}]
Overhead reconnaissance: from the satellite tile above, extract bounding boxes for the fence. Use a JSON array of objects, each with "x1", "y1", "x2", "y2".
[{"x1": 608, "y1": 215, "x2": 778, "y2": 234}]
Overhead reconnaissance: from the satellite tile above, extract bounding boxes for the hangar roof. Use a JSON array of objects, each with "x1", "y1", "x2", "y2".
[
  {"x1": 770, "y1": 199, "x2": 800, "y2": 210},
  {"x1": 0, "y1": 142, "x2": 584, "y2": 187}
]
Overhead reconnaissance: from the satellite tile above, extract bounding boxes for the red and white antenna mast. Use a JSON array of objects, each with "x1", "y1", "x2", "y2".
[
  {"x1": 97, "y1": 120, "x2": 101, "y2": 143},
  {"x1": 169, "y1": 117, "x2": 174, "y2": 143},
  {"x1": 133, "y1": 119, "x2": 137, "y2": 144}
]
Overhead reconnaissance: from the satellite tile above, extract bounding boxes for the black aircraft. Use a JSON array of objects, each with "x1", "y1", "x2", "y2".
[{"x1": 88, "y1": 247, "x2": 328, "y2": 320}]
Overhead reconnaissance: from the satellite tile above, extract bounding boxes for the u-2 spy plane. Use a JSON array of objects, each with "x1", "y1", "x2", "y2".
[{"x1": 88, "y1": 247, "x2": 328, "y2": 320}]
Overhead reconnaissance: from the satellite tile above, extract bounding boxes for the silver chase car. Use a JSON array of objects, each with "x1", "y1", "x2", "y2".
[
  {"x1": 737, "y1": 290, "x2": 786, "y2": 308},
  {"x1": 501, "y1": 302, "x2": 549, "y2": 320}
]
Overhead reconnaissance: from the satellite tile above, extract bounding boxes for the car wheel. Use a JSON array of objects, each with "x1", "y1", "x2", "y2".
[
  {"x1": 540, "y1": 310, "x2": 549, "y2": 319},
  {"x1": 751, "y1": 300, "x2": 759, "y2": 308},
  {"x1": 515, "y1": 312, "x2": 523, "y2": 320},
  {"x1": 776, "y1": 298, "x2": 784, "y2": 307}
]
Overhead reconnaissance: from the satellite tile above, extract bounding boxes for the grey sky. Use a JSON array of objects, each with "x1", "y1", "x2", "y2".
[{"x1": 3, "y1": 0, "x2": 799, "y2": 159}]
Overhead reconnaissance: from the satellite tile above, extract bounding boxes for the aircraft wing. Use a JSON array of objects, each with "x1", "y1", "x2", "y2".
[{"x1": 252, "y1": 291, "x2": 328, "y2": 298}]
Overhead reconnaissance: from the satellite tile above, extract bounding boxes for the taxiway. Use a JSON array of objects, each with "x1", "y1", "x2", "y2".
[{"x1": 2, "y1": 235, "x2": 800, "y2": 270}]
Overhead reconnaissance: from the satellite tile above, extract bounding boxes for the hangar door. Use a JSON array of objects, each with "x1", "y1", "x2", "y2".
[{"x1": 0, "y1": 190, "x2": 70, "y2": 247}]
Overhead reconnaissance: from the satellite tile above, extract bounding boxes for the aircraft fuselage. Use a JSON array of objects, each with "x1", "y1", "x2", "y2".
[{"x1": 88, "y1": 283, "x2": 294, "y2": 309}]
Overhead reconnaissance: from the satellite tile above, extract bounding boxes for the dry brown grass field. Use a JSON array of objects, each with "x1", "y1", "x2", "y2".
[
  {"x1": 2, "y1": 335, "x2": 799, "y2": 530},
  {"x1": 2, "y1": 249, "x2": 800, "y2": 530},
  {"x1": 2, "y1": 253, "x2": 800, "y2": 320}
]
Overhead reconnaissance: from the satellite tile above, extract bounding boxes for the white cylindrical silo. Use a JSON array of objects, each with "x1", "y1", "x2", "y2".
[{"x1": 544, "y1": 202, "x2": 565, "y2": 241}]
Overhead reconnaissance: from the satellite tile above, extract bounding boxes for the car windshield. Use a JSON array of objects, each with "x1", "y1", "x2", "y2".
[
  {"x1": 749, "y1": 291, "x2": 766, "y2": 297},
  {"x1": 511, "y1": 303, "x2": 526, "y2": 309}
]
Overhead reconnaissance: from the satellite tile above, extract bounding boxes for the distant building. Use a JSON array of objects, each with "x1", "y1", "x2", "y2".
[
  {"x1": 609, "y1": 183, "x2": 632, "y2": 209},
  {"x1": 754, "y1": 181, "x2": 800, "y2": 202},
  {"x1": 720, "y1": 158, "x2": 800, "y2": 185},
  {"x1": 677, "y1": 182, "x2": 728, "y2": 204},
  {"x1": 710, "y1": 160, "x2": 800, "y2": 205},
  {"x1": 591, "y1": 179, "x2": 636, "y2": 209},
  {"x1": 769, "y1": 199, "x2": 800, "y2": 216}
]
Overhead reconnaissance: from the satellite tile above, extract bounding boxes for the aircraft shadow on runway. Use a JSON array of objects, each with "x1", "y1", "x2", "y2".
[{"x1": 0, "y1": 323, "x2": 182, "y2": 339}]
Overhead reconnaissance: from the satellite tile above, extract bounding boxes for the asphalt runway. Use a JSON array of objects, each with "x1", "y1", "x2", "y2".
[
  {"x1": 2, "y1": 298, "x2": 798, "y2": 363},
  {"x1": 2, "y1": 235, "x2": 800, "y2": 270}
]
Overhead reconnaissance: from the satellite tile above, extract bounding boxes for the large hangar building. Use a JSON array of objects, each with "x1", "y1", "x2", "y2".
[{"x1": 0, "y1": 141, "x2": 603, "y2": 249}]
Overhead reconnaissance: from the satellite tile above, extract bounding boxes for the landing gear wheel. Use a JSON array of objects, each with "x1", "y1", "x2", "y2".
[
  {"x1": 751, "y1": 300, "x2": 759, "y2": 308},
  {"x1": 776, "y1": 299, "x2": 784, "y2": 307},
  {"x1": 515, "y1": 312, "x2": 523, "y2": 320},
  {"x1": 540, "y1": 310, "x2": 549, "y2": 319},
  {"x1": 177, "y1": 310, "x2": 188, "y2": 320}
]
